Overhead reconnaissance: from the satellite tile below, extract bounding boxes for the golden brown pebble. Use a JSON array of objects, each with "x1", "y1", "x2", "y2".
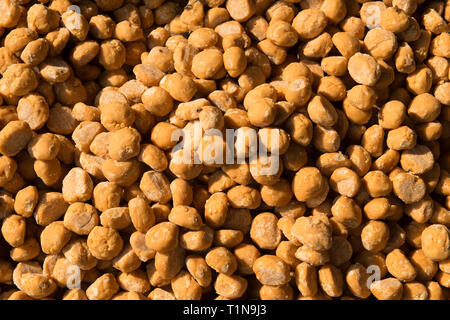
[
  {"x1": 347, "y1": 53, "x2": 381, "y2": 86},
  {"x1": 253, "y1": 255, "x2": 291, "y2": 286},
  {"x1": 292, "y1": 216, "x2": 332, "y2": 251},
  {"x1": 87, "y1": 226, "x2": 123, "y2": 260},
  {"x1": 370, "y1": 278, "x2": 404, "y2": 300}
]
